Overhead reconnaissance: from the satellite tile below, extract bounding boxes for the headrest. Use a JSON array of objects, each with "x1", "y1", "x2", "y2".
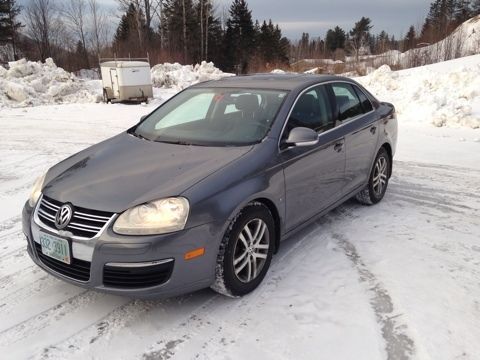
[
  {"x1": 235, "y1": 94, "x2": 260, "y2": 112},
  {"x1": 295, "y1": 93, "x2": 316, "y2": 114}
]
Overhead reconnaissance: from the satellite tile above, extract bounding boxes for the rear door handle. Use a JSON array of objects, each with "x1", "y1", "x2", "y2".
[
  {"x1": 370, "y1": 126, "x2": 377, "y2": 134},
  {"x1": 334, "y1": 142, "x2": 344, "y2": 152}
]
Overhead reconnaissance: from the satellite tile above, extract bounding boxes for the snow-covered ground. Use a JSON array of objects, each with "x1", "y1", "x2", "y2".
[{"x1": 0, "y1": 56, "x2": 479, "y2": 359}]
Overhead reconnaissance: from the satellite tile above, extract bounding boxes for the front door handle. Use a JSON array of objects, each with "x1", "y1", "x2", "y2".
[
  {"x1": 333, "y1": 142, "x2": 344, "y2": 152},
  {"x1": 370, "y1": 126, "x2": 377, "y2": 134}
]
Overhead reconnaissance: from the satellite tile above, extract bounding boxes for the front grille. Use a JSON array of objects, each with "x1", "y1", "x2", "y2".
[
  {"x1": 103, "y1": 261, "x2": 174, "y2": 288},
  {"x1": 34, "y1": 241, "x2": 91, "y2": 281},
  {"x1": 37, "y1": 196, "x2": 114, "y2": 239}
]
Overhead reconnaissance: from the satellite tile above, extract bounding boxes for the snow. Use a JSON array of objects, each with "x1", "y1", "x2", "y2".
[
  {"x1": 0, "y1": 58, "x2": 102, "y2": 108},
  {"x1": 0, "y1": 59, "x2": 232, "y2": 108},
  {"x1": 356, "y1": 54, "x2": 480, "y2": 129},
  {"x1": 0, "y1": 54, "x2": 479, "y2": 359},
  {"x1": 150, "y1": 61, "x2": 234, "y2": 90}
]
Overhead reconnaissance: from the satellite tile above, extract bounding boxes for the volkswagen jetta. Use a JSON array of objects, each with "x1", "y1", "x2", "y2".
[{"x1": 22, "y1": 74, "x2": 397, "y2": 298}]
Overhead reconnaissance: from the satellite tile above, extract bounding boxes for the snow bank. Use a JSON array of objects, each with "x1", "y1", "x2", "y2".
[
  {"x1": 150, "y1": 61, "x2": 233, "y2": 90},
  {"x1": 0, "y1": 58, "x2": 101, "y2": 108},
  {"x1": 356, "y1": 55, "x2": 480, "y2": 129}
]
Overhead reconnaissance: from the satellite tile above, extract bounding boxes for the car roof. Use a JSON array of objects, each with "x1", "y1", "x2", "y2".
[{"x1": 190, "y1": 73, "x2": 356, "y2": 91}]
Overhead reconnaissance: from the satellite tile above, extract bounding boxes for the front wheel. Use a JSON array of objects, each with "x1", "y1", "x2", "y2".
[
  {"x1": 211, "y1": 203, "x2": 275, "y2": 297},
  {"x1": 356, "y1": 147, "x2": 390, "y2": 205}
]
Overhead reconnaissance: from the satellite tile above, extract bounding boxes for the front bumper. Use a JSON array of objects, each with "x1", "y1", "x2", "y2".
[{"x1": 22, "y1": 202, "x2": 221, "y2": 298}]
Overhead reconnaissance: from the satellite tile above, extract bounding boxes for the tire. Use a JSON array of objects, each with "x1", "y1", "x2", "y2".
[
  {"x1": 356, "y1": 147, "x2": 390, "y2": 205},
  {"x1": 211, "y1": 203, "x2": 275, "y2": 297},
  {"x1": 103, "y1": 89, "x2": 110, "y2": 104}
]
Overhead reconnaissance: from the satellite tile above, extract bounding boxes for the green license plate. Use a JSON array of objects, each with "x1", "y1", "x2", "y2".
[{"x1": 39, "y1": 232, "x2": 71, "y2": 264}]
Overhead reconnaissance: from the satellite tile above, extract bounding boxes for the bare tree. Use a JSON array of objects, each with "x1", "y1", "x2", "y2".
[
  {"x1": 88, "y1": 0, "x2": 108, "y2": 59},
  {"x1": 182, "y1": 0, "x2": 186, "y2": 62},
  {"x1": 25, "y1": 0, "x2": 56, "y2": 61},
  {"x1": 63, "y1": 0, "x2": 89, "y2": 67}
]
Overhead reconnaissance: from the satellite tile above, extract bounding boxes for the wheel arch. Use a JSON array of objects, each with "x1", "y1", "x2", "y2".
[{"x1": 249, "y1": 197, "x2": 281, "y2": 254}]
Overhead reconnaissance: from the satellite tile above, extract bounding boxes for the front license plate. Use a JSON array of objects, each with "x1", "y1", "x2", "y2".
[{"x1": 39, "y1": 232, "x2": 71, "y2": 264}]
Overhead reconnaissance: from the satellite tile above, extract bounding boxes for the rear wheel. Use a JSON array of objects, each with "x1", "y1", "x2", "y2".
[
  {"x1": 211, "y1": 203, "x2": 275, "y2": 297},
  {"x1": 356, "y1": 147, "x2": 390, "y2": 205}
]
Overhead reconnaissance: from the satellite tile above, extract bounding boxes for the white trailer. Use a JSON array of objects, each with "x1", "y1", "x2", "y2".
[{"x1": 100, "y1": 58, "x2": 153, "y2": 103}]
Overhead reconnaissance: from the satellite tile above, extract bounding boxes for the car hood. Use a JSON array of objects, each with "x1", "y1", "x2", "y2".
[{"x1": 42, "y1": 132, "x2": 253, "y2": 212}]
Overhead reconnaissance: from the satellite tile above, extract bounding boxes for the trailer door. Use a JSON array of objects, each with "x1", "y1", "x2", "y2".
[{"x1": 110, "y1": 69, "x2": 119, "y2": 98}]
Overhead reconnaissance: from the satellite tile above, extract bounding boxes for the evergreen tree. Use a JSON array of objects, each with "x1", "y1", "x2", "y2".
[
  {"x1": 0, "y1": 0, "x2": 22, "y2": 59},
  {"x1": 349, "y1": 17, "x2": 373, "y2": 61},
  {"x1": 325, "y1": 26, "x2": 346, "y2": 53},
  {"x1": 163, "y1": 0, "x2": 196, "y2": 63},
  {"x1": 113, "y1": 3, "x2": 147, "y2": 56},
  {"x1": 404, "y1": 25, "x2": 416, "y2": 51},
  {"x1": 223, "y1": 0, "x2": 256, "y2": 73},
  {"x1": 256, "y1": 19, "x2": 289, "y2": 66}
]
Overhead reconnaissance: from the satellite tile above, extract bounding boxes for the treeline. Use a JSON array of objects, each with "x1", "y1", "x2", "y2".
[
  {"x1": 289, "y1": 0, "x2": 480, "y2": 63},
  {"x1": 290, "y1": 17, "x2": 400, "y2": 63},
  {"x1": 1, "y1": 0, "x2": 479, "y2": 72},
  {"x1": 404, "y1": 0, "x2": 480, "y2": 51},
  {"x1": 112, "y1": 0, "x2": 289, "y2": 73},
  {"x1": 0, "y1": 0, "x2": 289, "y2": 73}
]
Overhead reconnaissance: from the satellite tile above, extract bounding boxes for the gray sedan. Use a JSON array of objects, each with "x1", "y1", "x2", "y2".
[{"x1": 22, "y1": 74, "x2": 397, "y2": 298}]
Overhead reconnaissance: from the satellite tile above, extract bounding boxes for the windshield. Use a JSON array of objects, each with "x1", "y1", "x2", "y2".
[{"x1": 133, "y1": 88, "x2": 288, "y2": 146}]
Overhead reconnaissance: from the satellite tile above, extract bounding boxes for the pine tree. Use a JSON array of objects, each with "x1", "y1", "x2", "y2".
[
  {"x1": 163, "y1": 0, "x2": 196, "y2": 63},
  {"x1": 0, "y1": 0, "x2": 22, "y2": 60},
  {"x1": 349, "y1": 17, "x2": 372, "y2": 61},
  {"x1": 113, "y1": 3, "x2": 147, "y2": 56},
  {"x1": 223, "y1": 0, "x2": 256, "y2": 73},
  {"x1": 404, "y1": 25, "x2": 416, "y2": 51},
  {"x1": 325, "y1": 26, "x2": 346, "y2": 53}
]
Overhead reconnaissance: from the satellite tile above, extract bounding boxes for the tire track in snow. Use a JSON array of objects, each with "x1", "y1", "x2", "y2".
[
  {"x1": 141, "y1": 215, "x2": 349, "y2": 360},
  {"x1": 333, "y1": 232, "x2": 415, "y2": 360}
]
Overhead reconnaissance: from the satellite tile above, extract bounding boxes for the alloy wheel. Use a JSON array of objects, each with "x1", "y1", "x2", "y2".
[
  {"x1": 373, "y1": 156, "x2": 388, "y2": 196},
  {"x1": 233, "y1": 218, "x2": 270, "y2": 283}
]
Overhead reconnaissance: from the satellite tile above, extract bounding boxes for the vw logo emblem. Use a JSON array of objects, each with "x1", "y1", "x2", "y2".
[{"x1": 55, "y1": 204, "x2": 73, "y2": 230}]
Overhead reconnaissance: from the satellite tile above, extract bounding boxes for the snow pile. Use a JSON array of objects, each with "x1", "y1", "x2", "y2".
[
  {"x1": 0, "y1": 58, "x2": 101, "y2": 107},
  {"x1": 356, "y1": 55, "x2": 480, "y2": 128},
  {"x1": 150, "y1": 61, "x2": 233, "y2": 89}
]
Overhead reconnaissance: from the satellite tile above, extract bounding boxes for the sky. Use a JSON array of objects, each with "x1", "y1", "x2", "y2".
[
  {"x1": 213, "y1": 0, "x2": 433, "y2": 39},
  {"x1": 22, "y1": 0, "x2": 433, "y2": 41}
]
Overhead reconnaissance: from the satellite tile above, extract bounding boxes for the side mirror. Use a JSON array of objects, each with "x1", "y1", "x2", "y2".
[
  {"x1": 284, "y1": 127, "x2": 319, "y2": 148},
  {"x1": 140, "y1": 114, "x2": 149, "y2": 122}
]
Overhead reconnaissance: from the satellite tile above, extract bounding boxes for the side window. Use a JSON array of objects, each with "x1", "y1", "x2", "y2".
[
  {"x1": 284, "y1": 85, "x2": 334, "y2": 138},
  {"x1": 353, "y1": 85, "x2": 373, "y2": 113},
  {"x1": 331, "y1": 83, "x2": 364, "y2": 122}
]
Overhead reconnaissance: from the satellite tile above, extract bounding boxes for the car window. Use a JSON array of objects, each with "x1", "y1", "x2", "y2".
[
  {"x1": 135, "y1": 88, "x2": 288, "y2": 146},
  {"x1": 331, "y1": 83, "x2": 364, "y2": 121},
  {"x1": 155, "y1": 93, "x2": 214, "y2": 129},
  {"x1": 353, "y1": 85, "x2": 373, "y2": 113},
  {"x1": 284, "y1": 85, "x2": 334, "y2": 139}
]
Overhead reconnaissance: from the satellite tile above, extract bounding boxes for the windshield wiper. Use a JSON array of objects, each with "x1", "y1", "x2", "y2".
[
  {"x1": 129, "y1": 131, "x2": 150, "y2": 141},
  {"x1": 156, "y1": 139, "x2": 193, "y2": 145}
]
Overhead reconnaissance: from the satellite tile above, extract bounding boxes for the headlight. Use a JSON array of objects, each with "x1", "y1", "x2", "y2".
[
  {"x1": 113, "y1": 197, "x2": 189, "y2": 235},
  {"x1": 28, "y1": 173, "x2": 46, "y2": 207}
]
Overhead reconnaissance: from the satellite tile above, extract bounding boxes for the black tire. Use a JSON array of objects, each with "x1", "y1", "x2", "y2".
[
  {"x1": 356, "y1": 147, "x2": 390, "y2": 205},
  {"x1": 211, "y1": 203, "x2": 275, "y2": 297},
  {"x1": 103, "y1": 89, "x2": 110, "y2": 104}
]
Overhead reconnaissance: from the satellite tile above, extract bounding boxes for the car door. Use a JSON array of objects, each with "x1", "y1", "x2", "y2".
[
  {"x1": 328, "y1": 82, "x2": 379, "y2": 195},
  {"x1": 280, "y1": 84, "x2": 347, "y2": 231}
]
